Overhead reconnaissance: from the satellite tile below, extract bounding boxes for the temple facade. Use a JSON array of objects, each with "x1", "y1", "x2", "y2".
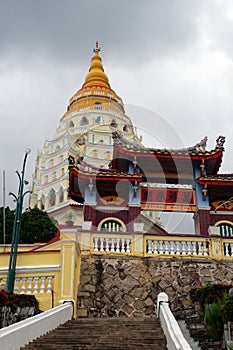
[{"x1": 1, "y1": 44, "x2": 232, "y2": 316}]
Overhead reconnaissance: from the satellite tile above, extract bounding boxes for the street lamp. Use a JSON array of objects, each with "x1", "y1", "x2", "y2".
[{"x1": 7, "y1": 148, "x2": 31, "y2": 293}]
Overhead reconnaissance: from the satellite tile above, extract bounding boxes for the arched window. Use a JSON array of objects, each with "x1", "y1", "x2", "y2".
[
  {"x1": 68, "y1": 120, "x2": 74, "y2": 127},
  {"x1": 98, "y1": 219, "x2": 125, "y2": 232},
  {"x1": 49, "y1": 159, "x2": 54, "y2": 167},
  {"x1": 216, "y1": 221, "x2": 233, "y2": 237},
  {"x1": 90, "y1": 150, "x2": 99, "y2": 159},
  {"x1": 80, "y1": 116, "x2": 89, "y2": 126},
  {"x1": 104, "y1": 151, "x2": 111, "y2": 160},
  {"x1": 59, "y1": 187, "x2": 64, "y2": 203},
  {"x1": 44, "y1": 175, "x2": 48, "y2": 184},
  {"x1": 48, "y1": 189, "x2": 56, "y2": 207},
  {"x1": 41, "y1": 195, "x2": 45, "y2": 210}
]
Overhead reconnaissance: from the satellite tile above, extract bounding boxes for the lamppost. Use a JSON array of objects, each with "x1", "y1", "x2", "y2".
[{"x1": 7, "y1": 148, "x2": 31, "y2": 293}]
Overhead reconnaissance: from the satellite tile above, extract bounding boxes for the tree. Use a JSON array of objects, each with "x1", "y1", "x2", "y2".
[
  {"x1": 0, "y1": 207, "x2": 57, "y2": 244},
  {"x1": 0, "y1": 207, "x2": 15, "y2": 244}
]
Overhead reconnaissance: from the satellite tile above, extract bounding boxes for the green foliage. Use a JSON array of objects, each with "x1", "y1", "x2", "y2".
[
  {"x1": 204, "y1": 301, "x2": 225, "y2": 340},
  {"x1": 0, "y1": 206, "x2": 57, "y2": 244},
  {"x1": 0, "y1": 206, "x2": 15, "y2": 243},
  {"x1": 190, "y1": 283, "x2": 233, "y2": 311},
  {"x1": 190, "y1": 284, "x2": 233, "y2": 341}
]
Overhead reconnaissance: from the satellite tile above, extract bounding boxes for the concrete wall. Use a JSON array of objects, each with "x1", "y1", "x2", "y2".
[{"x1": 77, "y1": 254, "x2": 233, "y2": 318}]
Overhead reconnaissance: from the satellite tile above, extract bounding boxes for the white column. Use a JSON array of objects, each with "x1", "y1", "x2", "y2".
[
  {"x1": 27, "y1": 277, "x2": 33, "y2": 294},
  {"x1": 40, "y1": 276, "x2": 46, "y2": 293},
  {"x1": 47, "y1": 276, "x2": 53, "y2": 293},
  {"x1": 21, "y1": 278, "x2": 26, "y2": 294},
  {"x1": 34, "y1": 277, "x2": 39, "y2": 294}
]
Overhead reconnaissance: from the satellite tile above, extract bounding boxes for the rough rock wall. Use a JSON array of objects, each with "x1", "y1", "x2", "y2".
[{"x1": 77, "y1": 255, "x2": 233, "y2": 318}]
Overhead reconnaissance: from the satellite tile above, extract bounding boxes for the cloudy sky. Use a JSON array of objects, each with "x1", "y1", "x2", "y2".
[{"x1": 1, "y1": 0, "x2": 233, "y2": 212}]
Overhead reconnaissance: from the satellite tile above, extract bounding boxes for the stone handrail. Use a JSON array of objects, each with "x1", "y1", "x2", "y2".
[
  {"x1": 0, "y1": 301, "x2": 73, "y2": 350},
  {"x1": 79, "y1": 231, "x2": 233, "y2": 260},
  {"x1": 146, "y1": 237, "x2": 209, "y2": 257},
  {"x1": 0, "y1": 275, "x2": 54, "y2": 295},
  {"x1": 93, "y1": 235, "x2": 131, "y2": 253},
  {"x1": 157, "y1": 292, "x2": 192, "y2": 350}
]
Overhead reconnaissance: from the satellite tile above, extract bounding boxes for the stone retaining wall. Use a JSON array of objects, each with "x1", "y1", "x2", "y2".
[{"x1": 77, "y1": 255, "x2": 233, "y2": 318}]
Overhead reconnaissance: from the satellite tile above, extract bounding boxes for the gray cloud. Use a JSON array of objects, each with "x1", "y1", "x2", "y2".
[{"x1": 0, "y1": 0, "x2": 204, "y2": 66}]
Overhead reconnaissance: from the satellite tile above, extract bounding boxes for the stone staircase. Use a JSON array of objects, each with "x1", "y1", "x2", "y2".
[{"x1": 21, "y1": 317, "x2": 167, "y2": 350}]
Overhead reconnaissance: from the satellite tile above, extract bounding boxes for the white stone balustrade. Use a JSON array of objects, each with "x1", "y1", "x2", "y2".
[
  {"x1": 224, "y1": 242, "x2": 233, "y2": 257},
  {"x1": 93, "y1": 237, "x2": 131, "y2": 253},
  {"x1": 147, "y1": 239, "x2": 209, "y2": 256},
  {"x1": 0, "y1": 276, "x2": 54, "y2": 295}
]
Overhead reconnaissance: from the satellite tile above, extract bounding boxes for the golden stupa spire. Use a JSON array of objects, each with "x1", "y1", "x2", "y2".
[{"x1": 82, "y1": 41, "x2": 110, "y2": 88}]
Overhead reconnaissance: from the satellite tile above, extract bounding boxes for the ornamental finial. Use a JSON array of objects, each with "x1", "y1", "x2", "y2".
[{"x1": 94, "y1": 41, "x2": 100, "y2": 54}]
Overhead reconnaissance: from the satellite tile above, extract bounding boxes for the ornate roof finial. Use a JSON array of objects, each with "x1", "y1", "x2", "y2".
[{"x1": 94, "y1": 41, "x2": 100, "y2": 54}]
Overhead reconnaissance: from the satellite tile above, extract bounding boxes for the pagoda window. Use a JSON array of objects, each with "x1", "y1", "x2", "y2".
[
  {"x1": 52, "y1": 172, "x2": 57, "y2": 181},
  {"x1": 99, "y1": 219, "x2": 125, "y2": 232},
  {"x1": 110, "y1": 119, "x2": 118, "y2": 128},
  {"x1": 68, "y1": 120, "x2": 74, "y2": 128},
  {"x1": 216, "y1": 221, "x2": 233, "y2": 237},
  {"x1": 48, "y1": 189, "x2": 56, "y2": 207},
  {"x1": 41, "y1": 195, "x2": 45, "y2": 210},
  {"x1": 90, "y1": 150, "x2": 99, "y2": 159},
  {"x1": 44, "y1": 175, "x2": 48, "y2": 184},
  {"x1": 59, "y1": 155, "x2": 64, "y2": 163},
  {"x1": 61, "y1": 168, "x2": 65, "y2": 177},
  {"x1": 80, "y1": 116, "x2": 89, "y2": 126},
  {"x1": 104, "y1": 151, "x2": 111, "y2": 160},
  {"x1": 49, "y1": 159, "x2": 54, "y2": 167},
  {"x1": 59, "y1": 187, "x2": 64, "y2": 203}
]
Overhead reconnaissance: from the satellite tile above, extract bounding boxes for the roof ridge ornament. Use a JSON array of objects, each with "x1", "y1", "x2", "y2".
[{"x1": 216, "y1": 135, "x2": 225, "y2": 149}]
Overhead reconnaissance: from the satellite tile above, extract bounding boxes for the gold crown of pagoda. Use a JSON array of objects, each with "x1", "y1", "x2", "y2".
[{"x1": 67, "y1": 42, "x2": 125, "y2": 114}]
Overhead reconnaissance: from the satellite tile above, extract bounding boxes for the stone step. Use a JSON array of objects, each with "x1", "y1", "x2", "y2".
[{"x1": 21, "y1": 317, "x2": 167, "y2": 350}]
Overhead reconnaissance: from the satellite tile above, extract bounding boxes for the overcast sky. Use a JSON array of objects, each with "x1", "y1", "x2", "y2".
[{"x1": 1, "y1": 0, "x2": 233, "y2": 213}]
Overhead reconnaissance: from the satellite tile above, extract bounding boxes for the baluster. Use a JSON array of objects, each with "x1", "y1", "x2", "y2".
[
  {"x1": 225, "y1": 243, "x2": 230, "y2": 257},
  {"x1": 153, "y1": 241, "x2": 158, "y2": 254},
  {"x1": 112, "y1": 222, "x2": 115, "y2": 232},
  {"x1": 192, "y1": 242, "x2": 198, "y2": 255},
  {"x1": 40, "y1": 276, "x2": 46, "y2": 293},
  {"x1": 116, "y1": 224, "x2": 119, "y2": 232},
  {"x1": 164, "y1": 241, "x2": 169, "y2": 254},
  {"x1": 27, "y1": 277, "x2": 33, "y2": 294},
  {"x1": 159, "y1": 241, "x2": 164, "y2": 254},
  {"x1": 14, "y1": 278, "x2": 20, "y2": 294},
  {"x1": 94, "y1": 237, "x2": 99, "y2": 251},
  {"x1": 198, "y1": 242, "x2": 203, "y2": 256},
  {"x1": 126, "y1": 239, "x2": 131, "y2": 253},
  {"x1": 116, "y1": 238, "x2": 120, "y2": 252},
  {"x1": 187, "y1": 241, "x2": 192, "y2": 255},
  {"x1": 21, "y1": 277, "x2": 26, "y2": 294},
  {"x1": 100, "y1": 238, "x2": 104, "y2": 251},
  {"x1": 147, "y1": 240, "x2": 152, "y2": 253},
  {"x1": 170, "y1": 241, "x2": 174, "y2": 255},
  {"x1": 105, "y1": 238, "x2": 110, "y2": 252},
  {"x1": 181, "y1": 241, "x2": 186, "y2": 255},
  {"x1": 34, "y1": 277, "x2": 39, "y2": 294},
  {"x1": 47, "y1": 276, "x2": 53, "y2": 293},
  {"x1": 230, "y1": 243, "x2": 233, "y2": 257},
  {"x1": 174, "y1": 241, "x2": 180, "y2": 255},
  {"x1": 111, "y1": 239, "x2": 115, "y2": 252},
  {"x1": 203, "y1": 242, "x2": 208, "y2": 256}
]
